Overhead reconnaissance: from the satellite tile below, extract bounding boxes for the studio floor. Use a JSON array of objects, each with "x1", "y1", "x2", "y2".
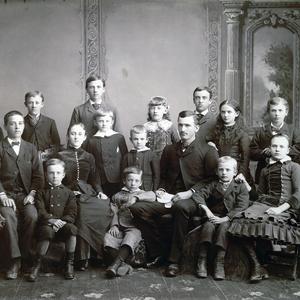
[{"x1": 1, "y1": 266, "x2": 300, "y2": 300}]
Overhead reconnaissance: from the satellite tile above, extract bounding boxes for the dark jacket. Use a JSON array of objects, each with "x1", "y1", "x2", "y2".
[
  {"x1": 35, "y1": 184, "x2": 77, "y2": 225},
  {"x1": 250, "y1": 123, "x2": 300, "y2": 182},
  {"x1": 0, "y1": 138, "x2": 44, "y2": 194},
  {"x1": 160, "y1": 139, "x2": 218, "y2": 194},
  {"x1": 192, "y1": 180, "x2": 250, "y2": 219},
  {"x1": 86, "y1": 134, "x2": 128, "y2": 184},
  {"x1": 69, "y1": 100, "x2": 119, "y2": 137},
  {"x1": 22, "y1": 114, "x2": 61, "y2": 151},
  {"x1": 122, "y1": 149, "x2": 160, "y2": 191},
  {"x1": 196, "y1": 110, "x2": 217, "y2": 143}
]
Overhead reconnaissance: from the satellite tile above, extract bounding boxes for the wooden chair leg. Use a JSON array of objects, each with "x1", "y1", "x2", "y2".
[{"x1": 291, "y1": 246, "x2": 299, "y2": 280}]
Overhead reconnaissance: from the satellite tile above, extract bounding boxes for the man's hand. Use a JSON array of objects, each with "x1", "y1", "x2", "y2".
[
  {"x1": 23, "y1": 194, "x2": 35, "y2": 205},
  {"x1": 262, "y1": 148, "x2": 271, "y2": 157},
  {"x1": 0, "y1": 196, "x2": 16, "y2": 211},
  {"x1": 172, "y1": 190, "x2": 193, "y2": 202}
]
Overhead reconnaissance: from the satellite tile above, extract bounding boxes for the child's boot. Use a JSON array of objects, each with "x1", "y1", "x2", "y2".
[
  {"x1": 246, "y1": 245, "x2": 269, "y2": 283},
  {"x1": 214, "y1": 249, "x2": 225, "y2": 280},
  {"x1": 105, "y1": 257, "x2": 123, "y2": 278},
  {"x1": 65, "y1": 252, "x2": 75, "y2": 280},
  {"x1": 196, "y1": 244, "x2": 208, "y2": 278},
  {"x1": 28, "y1": 255, "x2": 43, "y2": 282}
]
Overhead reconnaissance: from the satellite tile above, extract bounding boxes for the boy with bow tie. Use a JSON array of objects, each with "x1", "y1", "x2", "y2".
[{"x1": 0, "y1": 111, "x2": 44, "y2": 279}]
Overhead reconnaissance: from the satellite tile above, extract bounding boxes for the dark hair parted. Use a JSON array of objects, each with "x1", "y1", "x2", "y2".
[
  {"x1": 67, "y1": 122, "x2": 87, "y2": 136},
  {"x1": 24, "y1": 91, "x2": 44, "y2": 104},
  {"x1": 85, "y1": 74, "x2": 106, "y2": 89},
  {"x1": 4, "y1": 110, "x2": 23, "y2": 126},
  {"x1": 193, "y1": 86, "x2": 212, "y2": 99},
  {"x1": 178, "y1": 110, "x2": 198, "y2": 125},
  {"x1": 208, "y1": 99, "x2": 247, "y2": 146},
  {"x1": 270, "y1": 133, "x2": 290, "y2": 146}
]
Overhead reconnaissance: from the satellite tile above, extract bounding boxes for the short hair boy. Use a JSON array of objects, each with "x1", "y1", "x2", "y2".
[
  {"x1": 28, "y1": 158, "x2": 77, "y2": 282},
  {"x1": 0, "y1": 110, "x2": 44, "y2": 279},
  {"x1": 104, "y1": 166, "x2": 156, "y2": 278},
  {"x1": 122, "y1": 125, "x2": 160, "y2": 191},
  {"x1": 69, "y1": 75, "x2": 119, "y2": 137},
  {"x1": 192, "y1": 156, "x2": 249, "y2": 280},
  {"x1": 22, "y1": 90, "x2": 61, "y2": 161}
]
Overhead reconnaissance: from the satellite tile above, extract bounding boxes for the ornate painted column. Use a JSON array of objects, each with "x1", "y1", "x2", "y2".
[{"x1": 221, "y1": 1, "x2": 244, "y2": 101}]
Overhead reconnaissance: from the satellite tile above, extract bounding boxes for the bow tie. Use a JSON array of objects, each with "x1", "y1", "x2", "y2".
[
  {"x1": 92, "y1": 103, "x2": 101, "y2": 110},
  {"x1": 11, "y1": 141, "x2": 20, "y2": 146},
  {"x1": 271, "y1": 125, "x2": 281, "y2": 133}
]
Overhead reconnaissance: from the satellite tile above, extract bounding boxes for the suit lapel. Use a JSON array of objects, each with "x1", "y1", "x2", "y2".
[{"x1": 3, "y1": 138, "x2": 17, "y2": 158}]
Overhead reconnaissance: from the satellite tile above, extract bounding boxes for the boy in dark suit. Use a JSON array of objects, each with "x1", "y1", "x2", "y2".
[
  {"x1": 0, "y1": 111, "x2": 44, "y2": 279},
  {"x1": 192, "y1": 156, "x2": 249, "y2": 280},
  {"x1": 28, "y1": 159, "x2": 77, "y2": 282},
  {"x1": 69, "y1": 75, "x2": 119, "y2": 137},
  {"x1": 22, "y1": 91, "x2": 61, "y2": 161},
  {"x1": 104, "y1": 167, "x2": 155, "y2": 278}
]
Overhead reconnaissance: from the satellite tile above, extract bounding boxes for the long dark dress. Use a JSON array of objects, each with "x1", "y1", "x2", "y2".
[
  {"x1": 228, "y1": 159, "x2": 300, "y2": 244},
  {"x1": 58, "y1": 147, "x2": 112, "y2": 259}
]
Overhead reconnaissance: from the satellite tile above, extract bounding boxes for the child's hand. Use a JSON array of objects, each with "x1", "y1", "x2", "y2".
[
  {"x1": 262, "y1": 147, "x2": 271, "y2": 156},
  {"x1": 266, "y1": 206, "x2": 284, "y2": 215},
  {"x1": 235, "y1": 173, "x2": 252, "y2": 191},
  {"x1": 97, "y1": 192, "x2": 108, "y2": 200},
  {"x1": 74, "y1": 191, "x2": 82, "y2": 196},
  {"x1": 52, "y1": 219, "x2": 66, "y2": 229},
  {"x1": 172, "y1": 190, "x2": 193, "y2": 202},
  {"x1": 208, "y1": 142, "x2": 218, "y2": 151},
  {"x1": 0, "y1": 196, "x2": 16, "y2": 211},
  {"x1": 209, "y1": 216, "x2": 229, "y2": 224},
  {"x1": 23, "y1": 194, "x2": 35, "y2": 205},
  {"x1": 109, "y1": 225, "x2": 122, "y2": 238}
]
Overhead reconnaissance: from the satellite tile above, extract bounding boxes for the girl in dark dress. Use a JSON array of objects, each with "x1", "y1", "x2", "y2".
[
  {"x1": 207, "y1": 99, "x2": 254, "y2": 189},
  {"x1": 228, "y1": 134, "x2": 300, "y2": 282},
  {"x1": 58, "y1": 123, "x2": 112, "y2": 270}
]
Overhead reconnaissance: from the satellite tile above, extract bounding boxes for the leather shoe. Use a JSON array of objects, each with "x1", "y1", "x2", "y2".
[
  {"x1": 196, "y1": 257, "x2": 207, "y2": 278},
  {"x1": 76, "y1": 259, "x2": 88, "y2": 271},
  {"x1": 6, "y1": 259, "x2": 20, "y2": 280},
  {"x1": 165, "y1": 263, "x2": 180, "y2": 277}
]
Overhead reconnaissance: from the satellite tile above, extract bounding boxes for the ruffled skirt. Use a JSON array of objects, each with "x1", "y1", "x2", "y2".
[{"x1": 228, "y1": 202, "x2": 300, "y2": 245}]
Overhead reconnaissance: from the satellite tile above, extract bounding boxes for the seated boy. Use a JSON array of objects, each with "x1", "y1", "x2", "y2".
[
  {"x1": 28, "y1": 158, "x2": 77, "y2": 281},
  {"x1": 104, "y1": 167, "x2": 155, "y2": 278},
  {"x1": 0, "y1": 111, "x2": 44, "y2": 279},
  {"x1": 192, "y1": 156, "x2": 249, "y2": 280},
  {"x1": 22, "y1": 91, "x2": 61, "y2": 161},
  {"x1": 122, "y1": 125, "x2": 160, "y2": 191}
]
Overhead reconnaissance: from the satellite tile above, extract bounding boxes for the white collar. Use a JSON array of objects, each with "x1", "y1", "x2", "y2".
[
  {"x1": 196, "y1": 109, "x2": 208, "y2": 116},
  {"x1": 94, "y1": 130, "x2": 118, "y2": 137},
  {"x1": 7, "y1": 137, "x2": 21, "y2": 145},
  {"x1": 28, "y1": 113, "x2": 40, "y2": 119},
  {"x1": 271, "y1": 122, "x2": 284, "y2": 130},
  {"x1": 269, "y1": 156, "x2": 291, "y2": 165},
  {"x1": 131, "y1": 146, "x2": 150, "y2": 152},
  {"x1": 89, "y1": 99, "x2": 103, "y2": 105},
  {"x1": 144, "y1": 119, "x2": 173, "y2": 131},
  {"x1": 121, "y1": 186, "x2": 141, "y2": 193}
]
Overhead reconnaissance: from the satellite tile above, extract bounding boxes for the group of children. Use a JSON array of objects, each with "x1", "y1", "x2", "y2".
[{"x1": 0, "y1": 75, "x2": 300, "y2": 285}]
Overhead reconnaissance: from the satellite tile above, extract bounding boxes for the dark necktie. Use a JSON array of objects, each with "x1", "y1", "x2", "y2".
[
  {"x1": 29, "y1": 116, "x2": 39, "y2": 127},
  {"x1": 92, "y1": 103, "x2": 101, "y2": 110},
  {"x1": 11, "y1": 141, "x2": 20, "y2": 146}
]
